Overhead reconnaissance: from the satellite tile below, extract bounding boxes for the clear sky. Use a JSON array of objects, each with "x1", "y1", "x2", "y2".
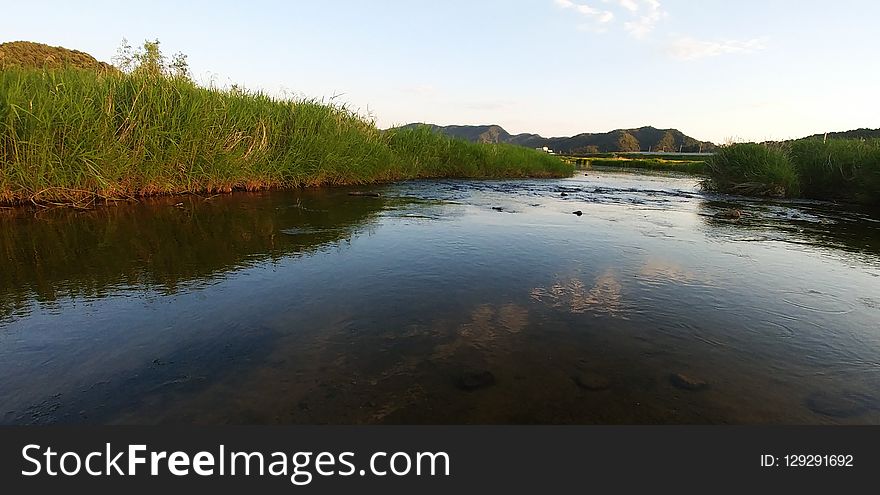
[{"x1": 4, "y1": 0, "x2": 879, "y2": 143}]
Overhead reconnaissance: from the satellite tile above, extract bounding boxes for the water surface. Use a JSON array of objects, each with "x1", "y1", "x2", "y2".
[{"x1": 2, "y1": 172, "x2": 879, "y2": 424}]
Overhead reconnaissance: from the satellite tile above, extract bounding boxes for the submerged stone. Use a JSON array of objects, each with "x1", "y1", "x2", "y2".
[
  {"x1": 669, "y1": 373, "x2": 709, "y2": 391},
  {"x1": 457, "y1": 371, "x2": 496, "y2": 391},
  {"x1": 348, "y1": 191, "x2": 381, "y2": 197},
  {"x1": 573, "y1": 371, "x2": 611, "y2": 391},
  {"x1": 714, "y1": 209, "x2": 742, "y2": 220}
]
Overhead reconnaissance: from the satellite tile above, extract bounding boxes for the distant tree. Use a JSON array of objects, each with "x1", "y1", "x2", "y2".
[
  {"x1": 113, "y1": 38, "x2": 190, "y2": 79},
  {"x1": 655, "y1": 131, "x2": 676, "y2": 152},
  {"x1": 616, "y1": 132, "x2": 640, "y2": 152},
  {"x1": 572, "y1": 145, "x2": 600, "y2": 155}
]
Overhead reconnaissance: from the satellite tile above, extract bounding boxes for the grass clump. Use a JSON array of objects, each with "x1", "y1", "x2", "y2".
[
  {"x1": 703, "y1": 143, "x2": 800, "y2": 198},
  {"x1": 0, "y1": 67, "x2": 571, "y2": 206},
  {"x1": 704, "y1": 140, "x2": 880, "y2": 204},
  {"x1": 789, "y1": 139, "x2": 880, "y2": 203},
  {"x1": 386, "y1": 125, "x2": 571, "y2": 179}
]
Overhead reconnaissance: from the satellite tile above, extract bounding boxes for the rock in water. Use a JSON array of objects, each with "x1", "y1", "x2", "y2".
[
  {"x1": 573, "y1": 372, "x2": 611, "y2": 391},
  {"x1": 348, "y1": 191, "x2": 381, "y2": 197},
  {"x1": 457, "y1": 371, "x2": 496, "y2": 391},
  {"x1": 572, "y1": 210, "x2": 583, "y2": 216},
  {"x1": 669, "y1": 373, "x2": 708, "y2": 391},
  {"x1": 715, "y1": 209, "x2": 742, "y2": 220}
]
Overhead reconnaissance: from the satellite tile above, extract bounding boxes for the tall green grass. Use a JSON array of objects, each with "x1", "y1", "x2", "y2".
[
  {"x1": 703, "y1": 143, "x2": 799, "y2": 197},
  {"x1": 0, "y1": 68, "x2": 572, "y2": 206},
  {"x1": 789, "y1": 139, "x2": 880, "y2": 203},
  {"x1": 704, "y1": 140, "x2": 880, "y2": 204}
]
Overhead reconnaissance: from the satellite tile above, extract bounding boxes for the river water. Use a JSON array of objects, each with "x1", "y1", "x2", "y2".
[{"x1": 2, "y1": 171, "x2": 879, "y2": 424}]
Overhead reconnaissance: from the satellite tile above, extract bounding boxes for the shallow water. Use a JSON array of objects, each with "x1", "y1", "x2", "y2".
[{"x1": 2, "y1": 171, "x2": 879, "y2": 424}]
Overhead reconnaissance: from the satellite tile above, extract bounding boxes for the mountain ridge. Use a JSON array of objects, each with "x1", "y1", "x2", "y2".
[{"x1": 397, "y1": 123, "x2": 716, "y2": 154}]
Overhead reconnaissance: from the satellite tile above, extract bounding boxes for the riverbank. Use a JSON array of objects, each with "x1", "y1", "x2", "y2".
[
  {"x1": 565, "y1": 154, "x2": 707, "y2": 174},
  {"x1": 0, "y1": 68, "x2": 572, "y2": 207},
  {"x1": 703, "y1": 141, "x2": 880, "y2": 205}
]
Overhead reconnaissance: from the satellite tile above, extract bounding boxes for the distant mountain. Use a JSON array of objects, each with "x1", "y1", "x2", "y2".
[
  {"x1": 800, "y1": 128, "x2": 880, "y2": 141},
  {"x1": 0, "y1": 41, "x2": 116, "y2": 72},
  {"x1": 398, "y1": 123, "x2": 716, "y2": 153}
]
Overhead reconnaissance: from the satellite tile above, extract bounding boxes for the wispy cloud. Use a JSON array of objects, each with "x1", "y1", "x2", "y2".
[
  {"x1": 615, "y1": 0, "x2": 639, "y2": 13},
  {"x1": 556, "y1": 1, "x2": 767, "y2": 60},
  {"x1": 623, "y1": 0, "x2": 666, "y2": 39},
  {"x1": 556, "y1": 0, "x2": 666, "y2": 38},
  {"x1": 555, "y1": 0, "x2": 616, "y2": 27},
  {"x1": 668, "y1": 37, "x2": 767, "y2": 61}
]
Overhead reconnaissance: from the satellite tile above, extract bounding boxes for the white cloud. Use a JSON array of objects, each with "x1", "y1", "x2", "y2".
[
  {"x1": 557, "y1": 0, "x2": 765, "y2": 60},
  {"x1": 668, "y1": 37, "x2": 767, "y2": 60},
  {"x1": 555, "y1": 0, "x2": 615, "y2": 25},
  {"x1": 623, "y1": 0, "x2": 666, "y2": 39},
  {"x1": 559, "y1": 0, "x2": 666, "y2": 38},
  {"x1": 616, "y1": 0, "x2": 639, "y2": 13}
]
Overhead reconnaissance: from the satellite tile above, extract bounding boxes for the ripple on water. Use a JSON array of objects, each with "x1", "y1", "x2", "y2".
[
  {"x1": 805, "y1": 390, "x2": 880, "y2": 419},
  {"x1": 858, "y1": 297, "x2": 880, "y2": 310},
  {"x1": 779, "y1": 289, "x2": 856, "y2": 315}
]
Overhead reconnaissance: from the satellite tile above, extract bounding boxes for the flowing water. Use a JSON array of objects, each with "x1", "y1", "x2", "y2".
[{"x1": 2, "y1": 171, "x2": 879, "y2": 424}]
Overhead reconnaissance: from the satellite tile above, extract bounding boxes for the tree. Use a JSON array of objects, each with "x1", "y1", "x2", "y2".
[
  {"x1": 113, "y1": 38, "x2": 190, "y2": 79},
  {"x1": 655, "y1": 131, "x2": 676, "y2": 152},
  {"x1": 616, "y1": 132, "x2": 640, "y2": 152},
  {"x1": 571, "y1": 145, "x2": 600, "y2": 155}
]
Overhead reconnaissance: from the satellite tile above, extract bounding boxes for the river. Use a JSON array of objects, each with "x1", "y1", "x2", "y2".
[{"x1": 1, "y1": 171, "x2": 878, "y2": 424}]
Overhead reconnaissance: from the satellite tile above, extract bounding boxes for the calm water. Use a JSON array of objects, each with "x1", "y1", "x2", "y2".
[{"x1": 2, "y1": 172, "x2": 879, "y2": 424}]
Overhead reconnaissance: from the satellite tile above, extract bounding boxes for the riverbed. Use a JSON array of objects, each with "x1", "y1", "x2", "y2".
[{"x1": 2, "y1": 171, "x2": 878, "y2": 424}]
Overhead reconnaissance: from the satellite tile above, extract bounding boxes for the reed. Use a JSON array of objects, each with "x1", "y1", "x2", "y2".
[
  {"x1": 0, "y1": 68, "x2": 572, "y2": 206},
  {"x1": 704, "y1": 140, "x2": 880, "y2": 204},
  {"x1": 703, "y1": 143, "x2": 799, "y2": 198},
  {"x1": 789, "y1": 139, "x2": 880, "y2": 203}
]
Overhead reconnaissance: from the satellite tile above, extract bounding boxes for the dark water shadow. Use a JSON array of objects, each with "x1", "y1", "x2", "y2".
[
  {"x1": 0, "y1": 189, "x2": 388, "y2": 322},
  {"x1": 696, "y1": 196, "x2": 880, "y2": 259}
]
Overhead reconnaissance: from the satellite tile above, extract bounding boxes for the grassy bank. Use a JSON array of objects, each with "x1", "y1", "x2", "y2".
[
  {"x1": 567, "y1": 155, "x2": 707, "y2": 174},
  {"x1": 703, "y1": 140, "x2": 880, "y2": 204},
  {"x1": 0, "y1": 68, "x2": 571, "y2": 206}
]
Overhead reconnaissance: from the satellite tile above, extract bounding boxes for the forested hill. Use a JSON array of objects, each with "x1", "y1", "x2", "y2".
[{"x1": 397, "y1": 123, "x2": 716, "y2": 153}]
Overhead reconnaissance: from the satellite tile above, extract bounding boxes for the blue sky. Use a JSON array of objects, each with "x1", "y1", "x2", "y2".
[{"x1": 4, "y1": 1, "x2": 879, "y2": 143}]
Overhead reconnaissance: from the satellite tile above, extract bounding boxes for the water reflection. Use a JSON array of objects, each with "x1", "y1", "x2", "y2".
[
  {"x1": 530, "y1": 271, "x2": 626, "y2": 317},
  {"x1": 637, "y1": 259, "x2": 708, "y2": 287},
  {"x1": 0, "y1": 189, "x2": 387, "y2": 321}
]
